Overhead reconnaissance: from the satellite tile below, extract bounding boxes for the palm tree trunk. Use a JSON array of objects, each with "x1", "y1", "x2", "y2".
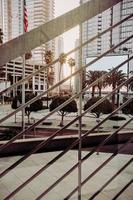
[
  {"x1": 59, "y1": 64, "x2": 62, "y2": 94},
  {"x1": 70, "y1": 67, "x2": 72, "y2": 93},
  {"x1": 99, "y1": 87, "x2": 102, "y2": 96},
  {"x1": 92, "y1": 86, "x2": 95, "y2": 97},
  {"x1": 60, "y1": 113, "x2": 64, "y2": 126},
  {"x1": 112, "y1": 85, "x2": 116, "y2": 110},
  {"x1": 27, "y1": 111, "x2": 30, "y2": 123},
  {"x1": 46, "y1": 67, "x2": 49, "y2": 108},
  {"x1": 117, "y1": 89, "x2": 120, "y2": 108}
]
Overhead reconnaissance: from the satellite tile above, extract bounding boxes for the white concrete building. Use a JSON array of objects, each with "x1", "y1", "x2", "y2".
[{"x1": 0, "y1": 0, "x2": 55, "y2": 95}]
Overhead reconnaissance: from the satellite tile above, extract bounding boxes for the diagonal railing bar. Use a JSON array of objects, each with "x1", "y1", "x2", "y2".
[
  {"x1": 82, "y1": 79, "x2": 133, "y2": 117},
  {"x1": 0, "y1": 73, "x2": 132, "y2": 155},
  {"x1": 64, "y1": 138, "x2": 133, "y2": 199},
  {"x1": 32, "y1": 121, "x2": 133, "y2": 200},
  {"x1": 0, "y1": 77, "x2": 132, "y2": 180},
  {"x1": 0, "y1": 117, "x2": 79, "y2": 178},
  {"x1": 0, "y1": 38, "x2": 132, "y2": 154},
  {"x1": 0, "y1": 55, "x2": 132, "y2": 154},
  {"x1": 112, "y1": 179, "x2": 133, "y2": 200},
  {"x1": 0, "y1": 31, "x2": 132, "y2": 183},
  {"x1": 0, "y1": 88, "x2": 132, "y2": 190},
  {"x1": 0, "y1": 34, "x2": 132, "y2": 127},
  {"x1": 88, "y1": 158, "x2": 133, "y2": 200},
  {"x1": 0, "y1": 13, "x2": 132, "y2": 97},
  {"x1": 1, "y1": 6, "x2": 132, "y2": 199},
  {"x1": 2, "y1": 103, "x2": 133, "y2": 199},
  {"x1": 45, "y1": 141, "x2": 133, "y2": 200},
  {"x1": 0, "y1": 36, "x2": 132, "y2": 150},
  {"x1": 0, "y1": 0, "x2": 122, "y2": 66}
]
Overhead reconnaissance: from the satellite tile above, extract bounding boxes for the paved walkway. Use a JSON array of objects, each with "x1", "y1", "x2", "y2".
[
  {"x1": 0, "y1": 105, "x2": 132, "y2": 200},
  {"x1": 0, "y1": 151, "x2": 133, "y2": 200}
]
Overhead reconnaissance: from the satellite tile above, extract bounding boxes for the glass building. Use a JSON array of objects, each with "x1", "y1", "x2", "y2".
[{"x1": 81, "y1": 0, "x2": 133, "y2": 63}]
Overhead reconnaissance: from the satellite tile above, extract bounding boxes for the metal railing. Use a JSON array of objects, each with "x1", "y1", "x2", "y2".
[
  {"x1": 0, "y1": 36, "x2": 132, "y2": 153},
  {"x1": 0, "y1": 2, "x2": 133, "y2": 199}
]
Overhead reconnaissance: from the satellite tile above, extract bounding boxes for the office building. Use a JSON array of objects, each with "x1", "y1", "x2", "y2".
[
  {"x1": 1, "y1": 0, "x2": 55, "y2": 63},
  {"x1": 0, "y1": 0, "x2": 55, "y2": 94},
  {"x1": 81, "y1": 0, "x2": 133, "y2": 64}
]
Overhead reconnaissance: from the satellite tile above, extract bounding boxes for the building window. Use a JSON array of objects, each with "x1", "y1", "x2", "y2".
[{"x1": 35, "y1": 85, "x2": 38, "y2": 90}]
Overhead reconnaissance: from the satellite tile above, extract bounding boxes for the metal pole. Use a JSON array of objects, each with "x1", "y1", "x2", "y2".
[
  {"x1": 78, "y1": 1, "x2": 82, "y2": 199},
  {"x1": 13, "y1": 61, "x2": 17, "y2": 123},
  {"x1": 22, "y1": 55, "x2": 25, "y2": 133},
  {"x1": 22, "y1": 1, "x2": 25, "y2": 137},
  {"x1": 127, "y1": 54, "x2": 129, "y2": 97},
  {"x1": 33, "y1": 62, "x2": 35, "y2": 93}
]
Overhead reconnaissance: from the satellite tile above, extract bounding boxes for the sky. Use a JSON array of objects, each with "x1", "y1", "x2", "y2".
[
  {"x1": 54, "y1": 0, "x2": 79, "y2": 52},
  {"x1": 86, "y1": 55, "x2": 128, "y2": 74},
  {"x1": 54, "y1": 0, "x2": 79, "y2": 79}
]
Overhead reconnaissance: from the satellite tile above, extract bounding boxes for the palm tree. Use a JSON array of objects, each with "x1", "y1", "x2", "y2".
[
  {"x1": 96, "y1": 71, "x2": 107, "y2": 96},
  {"x1": 67, "y1": 57, "x2": 75, "y2": 93},
  {"x1": 106, "y1": 68, "x2": 127, "y2": 108},
  {"x1": 0, "y1": 28, "x2": 3, "y2": 44},
  {"x1": 85, "y1": 70, "x2": 107, "y2": 97},
  {"x1": 44, "y1": 50, "x2": 54, "y2": 107},
  {"x1": 85, "y1": 71, "x2": 97, "y2": 97},
  {"x1": 58, "y1": 53, "x2": 67, "y2": 94}
]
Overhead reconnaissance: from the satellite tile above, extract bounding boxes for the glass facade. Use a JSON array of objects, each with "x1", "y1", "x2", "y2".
[{"x1": 81, "y1": 0, "x2": 133, "y2": 64}]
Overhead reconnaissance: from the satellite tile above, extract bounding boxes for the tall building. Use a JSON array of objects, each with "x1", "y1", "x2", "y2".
[
  {"x1": 112, "y1": 0, "x2": 133, "y2": 52},
  {"x1": 1, "y1": 0, "x2": 55, "y2": 63},
  {"x1": 0, "y1": 1, "x2": 2, "y2": 29},
  {"x1": 54, "y1": 36, "x2": 64, "y2": 93},
  {"x1": 0, "y1": 0, "x2": 55, "y2": 94},
  {"x1": 81, "y1": 0, "x2": 133, "y2": 64}
]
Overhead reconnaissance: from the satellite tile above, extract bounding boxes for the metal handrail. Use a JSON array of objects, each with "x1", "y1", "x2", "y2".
[
  {"x1": 34, "y1": 120, "x2": 133, "y2": 200},
  {"x1": 1, "y1": 34, "x2": 132, "y2": 184},
  {"x1": 0, "y1": 73, "x2": 132, "y2": 154},
  {"x1": 2, "y1": 100, "x2": 133, "y2": 199},
  {"x1": 65, "y1": 137, "x2": 133, "y2": 199},
  {"x1": 1, "y1": 0, "x2": 121, "y2": 66},
  {"x1": 37, "y1": 147, "x2": 133, "y2": 200},
  {"x1": 0, "y1": 77, "x2": 132, "y2": 179},
  {"x1": 1, "y1": 6, "x2": 132, "y2": 200},
  {"x1": 88, "y1": 158, "x2": 133, "y2": 200},
  {"x1": 0, "y1": 13, "x2": 132, "y2": 96},
  {"x1": 0, "y1": 35, "x2": 132, "y2": 127},
  {"x1": 112, "y1": 179, "x2": 133, "y2": 200}
]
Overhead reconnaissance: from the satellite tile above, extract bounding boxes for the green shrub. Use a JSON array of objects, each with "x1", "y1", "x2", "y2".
[
  {"x1": 49, "y1": 96, "x2": 78, "y2": 126},
  {"x1": 84, "y1": 96, "x2": 113, "y2": 118},
  {"x1": 11, "y1": 92, "x2": 43, "y2": 123},
  {"x1": 122, "y1": 99, "x2": 133, "y2": 115}
]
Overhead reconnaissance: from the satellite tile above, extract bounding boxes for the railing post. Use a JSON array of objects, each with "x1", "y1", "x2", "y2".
[
  {"x1": 13, "y1": 61, "x2": 17, "y2": 123},
  {"x1": 127, "y1": 53, "x2": 130, "y2": 97},
  {"x1": 22, "y1": 1, "x2": 25, "y2": 137},
  {"x1": 78, "y1": 1, "x2": 83, "y2": 197}
]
